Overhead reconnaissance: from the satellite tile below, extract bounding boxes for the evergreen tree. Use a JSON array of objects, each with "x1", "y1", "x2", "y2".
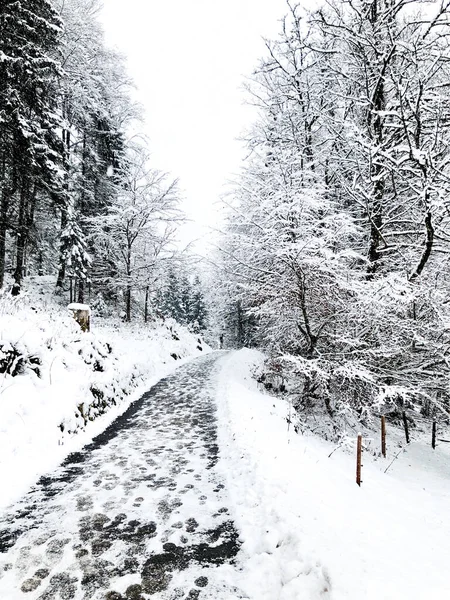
[
  {"x1": 178, "y1": 275, "x2": 192, "y2": 325},
  {"x1": 189, "y1": 276, "x2": 208, "y2": 332},
  {"x1": 55, "y1": 0, "x2": 133, "y2": 297},
  {"x1": 0, "y1": 0, "x2": 66, "y2": 292},
  {"x1": 59, "y1": 203, "x2": 91, "y2": 299},
  {"x1": 159, "y1": 270, "x2": 184, "y2": 323},
  {"x1": 157, "y1": 270, "x2": 209, "y2": 328}
]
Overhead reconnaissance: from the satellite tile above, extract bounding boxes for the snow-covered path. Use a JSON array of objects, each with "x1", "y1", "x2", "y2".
[{"x1": 0, "y1": 352, "x2": 242, "y2": 600}]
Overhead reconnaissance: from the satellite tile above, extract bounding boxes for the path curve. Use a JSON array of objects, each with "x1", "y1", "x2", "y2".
[{"x1": 0, "y1": 352, "x2": 243, "y2": 600}]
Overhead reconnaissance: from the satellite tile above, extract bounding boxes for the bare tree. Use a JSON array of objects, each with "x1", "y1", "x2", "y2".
[{"x1": 91, "y1": 145, "x2": 184, "y2": 321}]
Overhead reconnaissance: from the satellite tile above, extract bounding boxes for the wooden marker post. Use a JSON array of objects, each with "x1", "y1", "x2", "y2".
[
  {"x1": 402, "y1": 411, "x2": 410, "y2": 444},
  {"x1": 381, "y1": 416, "x2": 386, "y2": 458},
  {"x1": 68, "y1": 303, "x2": 91, "y2": 333},
  {"x1": 356, "y1": 434, "x2": 362, "y2": 486},
  {"x1": 432, "y1": 421, "x2": 437, "y2": 450}
]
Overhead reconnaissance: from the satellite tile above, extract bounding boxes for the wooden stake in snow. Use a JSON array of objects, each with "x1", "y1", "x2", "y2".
[
  {"x1": 68, "y1": 303, "x2": 91, "y2": 333},
  {"x1": 402, "y1": 411, "x2": 410, "y2": 444},
  {"x1": 356, "y1": 433, "x2": 362, "y2": 486},
  {"x1": 432, "y1": 421, "x2": 437, "y2": 450},
  {"x1": 381, "y1": 416, "x2": 386, "y2": 458}
]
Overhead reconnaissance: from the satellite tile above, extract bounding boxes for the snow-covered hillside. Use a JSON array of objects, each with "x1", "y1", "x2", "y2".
[
  {"x1": 0, "y1": 278, "x2": 208, "y2": 511},
  {"x1": 217, "y1": 350, "x2": 450, "y2": 600}
]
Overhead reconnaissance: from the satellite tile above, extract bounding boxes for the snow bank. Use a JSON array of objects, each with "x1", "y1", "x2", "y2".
[
  {"x1": 216, "y1": 349, "x2": 450, "y2": 600},
  {"x1": 0, "y1": 296, "x2": 208, "y2": 511}
]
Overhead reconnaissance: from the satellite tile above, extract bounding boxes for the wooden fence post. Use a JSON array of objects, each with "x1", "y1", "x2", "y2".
[
  {"x1": 402, "y1": 411, "x2": 410, "y2": 444},
  {"x1": 381, "y1": 416, "x2": 386, "y2": 457},
  {"x1": 432, "y1": 421, "x2": 437, "y2": 450},
  {"x1": 356, "y1": 433, "x2": 362, "y2": 486}
]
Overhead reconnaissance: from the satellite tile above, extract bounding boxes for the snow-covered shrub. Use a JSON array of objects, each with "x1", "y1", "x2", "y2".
[
  {"x1": 253, "y1": 272, "x2": 450, "y2": 441},
  {"x1": 0, "y1": 341, "x2": 41, "y2": 378}
]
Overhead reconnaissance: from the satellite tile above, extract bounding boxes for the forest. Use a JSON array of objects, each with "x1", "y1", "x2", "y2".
[
  {"x1": 2, "y1": 0, "x2": 450, "y2": 439},
  {"x1": 217, "y1": 0, "x2": 450, "y2": 437},
  {"x1": 0, "y1": 0, "x2": 207, "y2": 328},
  {"x1": 0, "y1": 4, "x2": 448, "y2": 598}
]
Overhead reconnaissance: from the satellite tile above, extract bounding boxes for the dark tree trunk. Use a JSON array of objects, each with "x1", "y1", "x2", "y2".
[
  {"x1": 78, "y1": 278, "x2": 85, "y2": 303},
  {"x1": 126, "y1": 286, "x2": 131, "y2": 322},
  {"x1": 409, "y1": 189, "x2": 434, "y2": 282},
  {"x1": 37, "y1": 250, "x2": 43, "y2": 276},
  {"x1": 0, "y1": 193, "x2": 9, "y2": 290},
  {"x1": 367, "y1": 80, "x2": 385, "y2": 278},
  {"x1": 236, "y1": 301, "x2": 245, "y2": 348},
  {"x1": 365, "y1": 0, "x2": 395, "y2": 279},
  {"x1": 367, "y1": 182, "x2": 384, "y2": 278},
  {"x1": 0, "y1": 148, "x2": 16, "y2": 289},
  {"x1": 13, "y1": 178, "x2": 37, "y2": 295},
  {"x1": 144, "y1": 285, "x2": 149, "y2": 323},
  {"x1": 12, "y1": 179, "x2": 29, "y2": 295},
  {"x1": 125, "y1": 244, "x2": 132, "y2": 322},
  {"x1": 56, "y1": 209, "x2": 68, "y2": 290}
]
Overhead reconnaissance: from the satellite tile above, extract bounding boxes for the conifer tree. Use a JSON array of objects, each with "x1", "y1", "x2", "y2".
[
  {"x1": 0, "y1": 0, "x2": 66, "y2": 292},
  {"x1": 159, "y1": 270, "x2": 184, "y2": 322},
  {"x1": 189, "y1": 276, "x2": 208, "y2": 332},
  {"x1": 55, "y1": 0, "x2": 132, "y2": 295},
  {"x1": 59, "y1": 203, "x2": 91, "y2": 299}
]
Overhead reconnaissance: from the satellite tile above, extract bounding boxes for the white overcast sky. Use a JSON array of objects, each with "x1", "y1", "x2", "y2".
[{"x1": 100, "y1": 0, "x2": 288, "y2": 247}]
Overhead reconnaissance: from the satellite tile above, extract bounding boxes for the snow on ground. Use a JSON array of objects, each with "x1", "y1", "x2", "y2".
[
  {"x1": 0, "y1": 354, "x2": 243, "y2": 600},
  {"x1": 0, "y1": 278, "x2": 208, "y2": 512},
  {"x1": 216, "y1": 349, "x2": 450, "y2": 600}
]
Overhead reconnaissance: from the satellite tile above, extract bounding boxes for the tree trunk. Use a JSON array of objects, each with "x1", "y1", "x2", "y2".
[
  {"x1": 236, "y1": 301, "x2": 245, "y2": 348},
  {"x1": 366, "y1": 0, "x2": 391, "y2": 278},
  {"x1": 57, "y1": 104, "x2": 72, "y2": 293},
  {"x1": 78, "y1": 278, "x2": 85, "y2": 303},
  {"x1": 367, "y1": 80, "x2": 385, "y2": 277},
  {"x1": 367, "y1": 184, "x2": 384, "y2": 278},
  {"x1": 37, "y1": 250, "x2": 43, "y2": 276},
  {"x1": 56, "y1": 208, "x2": 68, "y2": 290},
  {"x1": 126, "y1": 285, "x2": 131, "y2": 322},
  {"x1": 12, "y1": 178, "x2": 30, "y2": 295},
  {"x1": 0, "y1": 192, "x2": 9, "y2": 289},
  {"x1": 125, "y1": 244, "x2": 132, "y2": 322},
  {"x1": 0, "y1": 148, "x2": 15, "y2": 289},
  {"x1": 12, "y1": 178, "x2": 36, "y2": 295},
  {"x1": 144, "y1": 285, "x2": 149, "y2": 323}
]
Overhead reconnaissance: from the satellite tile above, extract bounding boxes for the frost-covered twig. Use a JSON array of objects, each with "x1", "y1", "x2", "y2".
[
  {"x1": 328, "y1": 444, "x2": 342, "y2": 458},
  {"x1": 384, "y1": 448, "x2": 405, "y2": 474}
]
